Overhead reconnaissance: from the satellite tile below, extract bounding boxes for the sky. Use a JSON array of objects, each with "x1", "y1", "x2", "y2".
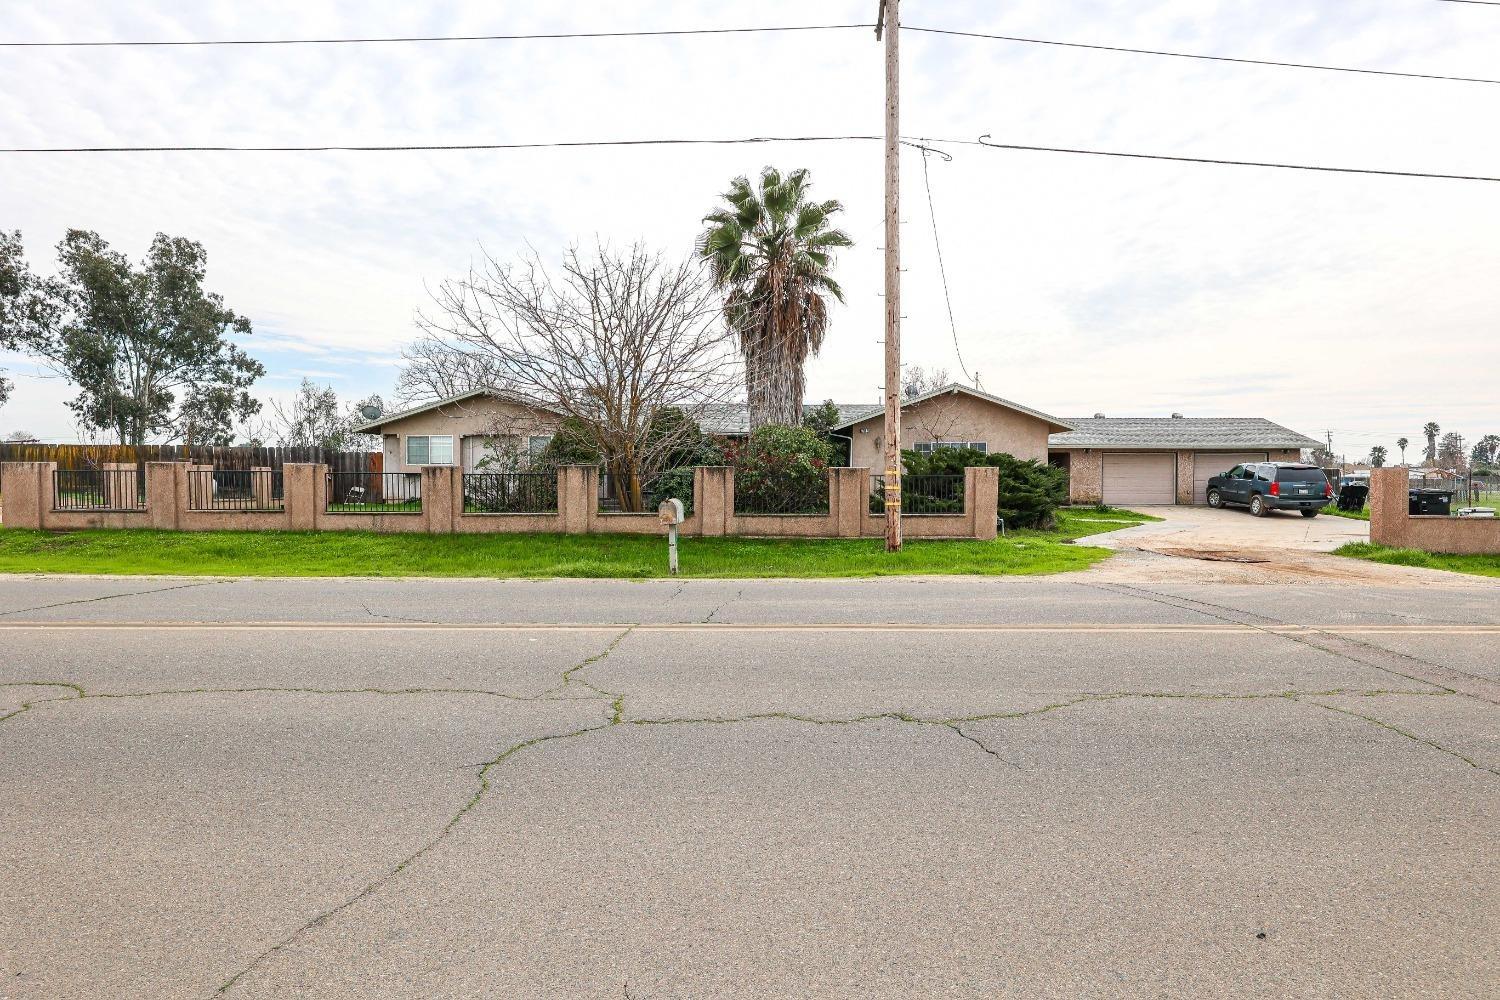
[{"x1": 2, "y1": 0, "x2": 1498, "y2": 462}]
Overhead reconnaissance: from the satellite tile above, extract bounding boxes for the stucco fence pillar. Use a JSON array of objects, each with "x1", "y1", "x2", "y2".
[
  {"x1": 1369, "y1": 466, "x2": 1500, "y2": 555},
  {"x1": 0, "y1": 461, "x2": 49, "y2": 528}
]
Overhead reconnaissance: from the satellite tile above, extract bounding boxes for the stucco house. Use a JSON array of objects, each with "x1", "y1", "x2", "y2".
[{"x1": 355, "y1": 385, "x2": 1317, "y2": 506}]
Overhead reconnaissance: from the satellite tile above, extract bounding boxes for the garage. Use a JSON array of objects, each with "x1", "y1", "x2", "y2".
[
  {"x1": 1191, "y1": 452, "x2": 1267, "y2": 505},
  {"x1": 1102, "y1": 452, "x2": 1176, "y2": 505}
]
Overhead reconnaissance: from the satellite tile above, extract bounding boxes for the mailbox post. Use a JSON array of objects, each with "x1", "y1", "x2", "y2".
[{"x1": 658, "y1": 498, "x2": 685, "y2": 575}]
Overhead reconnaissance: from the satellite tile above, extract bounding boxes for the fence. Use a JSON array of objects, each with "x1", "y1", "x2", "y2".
[
  {"x1": 1370, "y1": 467, "x2": 1499, "y2": 554},
  {"x1": 52, "y1": 468, "x2": 145, "y2": 511},
  {"x1": 326, "y1": 471, "x2": 422, "y2": 513},
  {"x1": 2, "y1": 462, "x2": 1001, "y2": 541},
  {"x1": 869, "y1": 474, "x2": 965, "y2": 515},
  {"x1": 187, "y1": 469, "x2": 284, "y2": 511},
  {"x1": 0, "y1": 442, "x2": 376, "y2": 475},
  {"x1": 465, "y1": 472, "x2": 558, "y2": 514},
  {"x1": 597, "y1": 469, "x2": 694, "y2": 515},
  {"x1": 734, "y1": 469, "x2": 830, "y2": 515}
]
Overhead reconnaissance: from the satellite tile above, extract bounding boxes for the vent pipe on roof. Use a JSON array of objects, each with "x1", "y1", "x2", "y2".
[
  {"x1": 1171, "y1": 412, "x2": 1184, "y2": 418},
  {"x1": 1093, "y1": 412, "x2": 1106, "y2": 419}
]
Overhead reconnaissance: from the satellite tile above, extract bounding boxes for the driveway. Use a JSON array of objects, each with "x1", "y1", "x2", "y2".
[{"x1": 1, "y1": 574, "x2": 1496, "y2": 999}]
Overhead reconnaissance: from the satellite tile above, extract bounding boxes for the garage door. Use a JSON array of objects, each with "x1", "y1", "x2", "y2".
[
  {"x1": 1191, "y1": 452, "x2": 1267, "y2": 504},
  {"x1": 1102, "y1": 453, "x2": 1176, "y2": 506}
]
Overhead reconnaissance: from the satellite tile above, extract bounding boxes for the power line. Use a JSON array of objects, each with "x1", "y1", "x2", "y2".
[
  {"x1": 914, "y1": 145, "x2": 971, "y2": 384},
  {"x1": 1435, "y1": 1, "x2": 1500, "y2": 6},
  {"x1": 904, "y1": 25, "x2": 1500, "y2": 86},
  {"x1": 0, "y1": 23, "x2": 873, "y2": 47},
  {"x1": 963, "y1": 135, "x2": 1500, "y2": 183},
  {"x1": 6, "y1": 132, "x2": 1499, "y2": 185}
]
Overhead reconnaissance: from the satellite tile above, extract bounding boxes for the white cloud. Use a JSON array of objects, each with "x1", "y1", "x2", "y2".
[{"x1": 2, "y1": 0, "x2": 1498, "y2": 458}]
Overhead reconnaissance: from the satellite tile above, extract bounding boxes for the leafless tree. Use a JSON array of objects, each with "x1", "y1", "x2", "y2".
[
  {"x1": 394, "y1": 337, "x2": 503, "y2": 405},
  {"x1": 416, "y1": 241, "x2": 740, "y2": 510},
  {"x1": 902, "y1": 365, "x2": 951, "y2": 400}
]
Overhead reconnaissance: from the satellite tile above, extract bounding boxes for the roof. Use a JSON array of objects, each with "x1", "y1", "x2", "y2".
[
  {"x1": 351, "y1": 389, "x2": 564, "y2": 434},
  {"x1": 1047, "y1": 417, "x2": 1321, "y2": 451},
  {"x1": 698, "y1": 402, "x2": 873, "y2": 437},
  {"x1": 831, "y1": 384, "x2": 1074, "y2": 434}
]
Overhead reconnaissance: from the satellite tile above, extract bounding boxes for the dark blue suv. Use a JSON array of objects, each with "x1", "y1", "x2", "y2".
[{"x1": 1205, "y1": 462, "x2": 1331, "y2": 517}]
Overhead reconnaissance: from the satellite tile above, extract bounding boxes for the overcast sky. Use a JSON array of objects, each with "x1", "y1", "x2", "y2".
[{"x1": 3, "y1": 0, "x2": 1498, "y2": 460}]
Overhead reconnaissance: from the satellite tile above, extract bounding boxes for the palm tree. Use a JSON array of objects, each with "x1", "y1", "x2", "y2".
[
  {"x1": 1396, "y1": 437, "x2": 1409, "y2": 465},
  {"x1": 699, "y1": 167, "x2": 852, "y2": 429},
  {"x1": 1368, "y1": 445, "x2": 1387, "y2": 468},
  {"x1": 1423, "y1": 422, "x2": 1440, "y2": 464}
]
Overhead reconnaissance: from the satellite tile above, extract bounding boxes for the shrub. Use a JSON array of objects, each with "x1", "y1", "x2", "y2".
[
  {"x1": 729, "y1": 424, "x2": 833, "y2": 514},
  {"x1": 901, "y1": 446, "x2": 1067, "y2": 529}
]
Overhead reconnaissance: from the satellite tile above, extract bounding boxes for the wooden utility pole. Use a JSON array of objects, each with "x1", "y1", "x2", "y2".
[{"x1": 877, "y1": 0, "x2": 902, "y2": 551}]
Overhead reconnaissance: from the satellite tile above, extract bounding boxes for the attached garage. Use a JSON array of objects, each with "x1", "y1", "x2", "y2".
[
  {"x1": 1102, "y1": 452, "x2": 1176, "y2": 506},
  {"x1": 1190, "y1": 452, "x2": 1267, "y2": 505}
]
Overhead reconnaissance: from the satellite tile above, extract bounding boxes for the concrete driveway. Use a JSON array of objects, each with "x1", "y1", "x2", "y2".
[{"x1": 1, "y1": 574, "x2": 1496, "y2": 999}]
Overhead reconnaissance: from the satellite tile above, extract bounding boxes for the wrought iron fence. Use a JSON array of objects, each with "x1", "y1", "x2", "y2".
[
  {"x1": 870, "y1": 474, "x2": 966, "y2": 515},
  {"x1": 326, "y1": 471, "x2": 422, "y2": 513},
  {"x1": 734, "y1": 469, "x2": 830, "y2": 516},
  {"x1": 464, "y1": 472, "x2": 558, "y2": 514},
  {"x1": 187, "y1": 469, "x2": 284, "y2": 511},
  {"x1": 598, "y1": 468, "x2": 694, "y2": 514},
  {"x1": 52, "y1": 468, "x2": 145, "y2": 511}
]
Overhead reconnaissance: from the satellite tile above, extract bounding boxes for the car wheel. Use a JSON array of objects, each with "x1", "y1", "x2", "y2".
[
  {"x1": 1301, "y1": 509, "x2": 1319, "y2": 518},
  {"x1": 1249, "y1": 494, "x2": 1267, "y2": 517},
  {"x1": 1207, "y1": 489, "x2": 1223, "y2": 508}
]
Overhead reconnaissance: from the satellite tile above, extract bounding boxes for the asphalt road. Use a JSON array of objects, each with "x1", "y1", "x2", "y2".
[{"x1": 2, "y1": 573, "x2": 1497, "y2": 999}]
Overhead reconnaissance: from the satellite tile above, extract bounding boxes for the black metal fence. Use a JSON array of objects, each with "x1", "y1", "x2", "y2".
[
  {"x1": 598, "y1": 469, "x2": 694, "y2": 514},
  {"x1": 870, "y1": 474, "x2": 965, "y2": 515},
  {"x1": 734, "y1": 469, "x2": 830, "y2": 516},
  {"x1": 326, "y1": 472, "x2": 422, "y2": 513},
  {"x1": 52, "y1": 468, "x2": 146, "y2": 510},
  {"x1": 464, "y1": 472, "x2": 558, "y2": 514},
  {"x1": 187, "y1": 469, "x2": 284, "y2": 511}
]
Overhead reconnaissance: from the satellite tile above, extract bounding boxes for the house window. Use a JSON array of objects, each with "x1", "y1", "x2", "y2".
[
  {"x1": 527, "y1": 435, "x2": 553, "y2": 460},
  {"x1": 406, "y1": 434, "x2": 454, "y2": 465},
  {"x1": 915, "y1": 441, "x2": 987, "y2": 454}
]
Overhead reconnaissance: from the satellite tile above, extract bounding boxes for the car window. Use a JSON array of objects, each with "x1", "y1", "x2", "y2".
[
  {"x1": 1240, "y1": 467, "x2": 1256, "y2": 480},
  {"x1": 1275, "y1": 467, "x2": 1328, "y2": 484},
  {"x1": 1224, "y1": 465, "x2": 1243, "y2": 478}
]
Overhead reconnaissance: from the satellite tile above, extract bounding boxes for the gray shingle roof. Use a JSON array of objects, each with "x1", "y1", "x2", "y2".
[
  {"x1": 699, "y1": 402, "x2": 872, "y2": 437},
  {"x1": 830, "y1": 383, "x2": 1073, "y2": 434},
  {"x1": 1047, "y1": 417, "x2": 1321, "y2": 450}
]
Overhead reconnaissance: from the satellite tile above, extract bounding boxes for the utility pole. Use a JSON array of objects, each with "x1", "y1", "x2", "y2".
[{"x1": 877, "y1": 0, "x2": 902, "y2": 551}]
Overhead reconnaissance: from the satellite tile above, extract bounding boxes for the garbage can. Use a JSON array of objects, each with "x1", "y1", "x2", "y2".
[
  {"x1": 1408, "y1": 489, "x2": 1454, "y2": 516},
  {"x1": 1336, "y1": 483, "x2": 1368, "y2": 512}
]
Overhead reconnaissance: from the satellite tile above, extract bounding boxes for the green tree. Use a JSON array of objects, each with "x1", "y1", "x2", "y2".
[
  {"x1": 1396, "y1": 436, "x2": 1409, "y2": 464},
  {"x1": 729, "y1": 424, "x2": 834, "y2": 514},
  {"x1": 1472, "y1": 434, "x2": 1500, "y2": 469},
  {"x1": 699, "y1": 167, "x2": 852, "y2": 430},
  {"x1": 3, "y1": 230, "x2": 263, "y2": 445},
  {"x1": 902, "y1": 446, "x2": 1068, "y2": 530},
  {"x1": 1422, "y1": 422, "x2": 1440, "y2": 463},
  {"x1": 1367, "y1": 445, "x2": 1387, "y2": 468}
]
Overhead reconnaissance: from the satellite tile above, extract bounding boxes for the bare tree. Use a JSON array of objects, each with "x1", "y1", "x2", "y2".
[
  {"x1": 416, "y1": 242, "x2": 739, "y2": 511},
  {"x1": 258, "y1": 379, "x2": 381, "y2": 451},
  {"x1": 394, "y1": 337, "x2": 503, "y2": 405},
  {"x1": 902, "y1": 365, "x2": 951, "y2": 400}
]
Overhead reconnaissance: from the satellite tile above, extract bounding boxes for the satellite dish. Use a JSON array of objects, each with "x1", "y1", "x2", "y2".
[{"x1": 358, "y1": 403, "x2": 384, "y2": 421}]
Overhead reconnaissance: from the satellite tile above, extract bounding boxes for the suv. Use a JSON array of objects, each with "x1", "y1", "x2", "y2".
[{"x1": 1205, "y1": 462, "x2": 1331, "y2": 517}]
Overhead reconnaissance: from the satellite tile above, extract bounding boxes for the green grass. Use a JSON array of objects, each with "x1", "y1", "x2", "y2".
[
  {"x1": 0, "y1": 509, "x2": 1149, "y2": 579},
  {"x1": 1321, "y1": 504, "x2": 1370, "y2": 521},
  {"x1": 1334, "y1": 542, "x2": 1500, "y2": 578},
  {"x1": 1061, "y1": 505, "x2": 1165, "y2": 524}
]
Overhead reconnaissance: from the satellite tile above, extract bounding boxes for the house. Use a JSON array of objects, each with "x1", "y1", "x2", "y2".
[
  {"x1": 352, "y1": 390, "x2": 566, "y2": 473},
  {"x1": 1047, "y1": 415, "x2": 1321, "y2": 506},
  {"x1": 356, "y1": 385, "x2": 1318, "y2": 507}
]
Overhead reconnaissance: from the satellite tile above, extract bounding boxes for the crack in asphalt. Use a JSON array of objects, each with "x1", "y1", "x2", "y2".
[
  {"x1": 1303, "y1": 700, "x2": 1500, "y2": 777},
  {"x1": 358, "y1": 601, "x2": 441, "y2": 626},
  {"x1": 703, "y1": 587, "x2": 744, "y2": 624},
  {"x1": 1076, "y1": 580, "x2": 1499, "y2": 704},
  {"x1": 0, "y1": 579, "x2": 224, "y2": 618},
  {"x1": 945, "y1": 722, "x2": 1024, "y2": 769},
  {"x1": 0, "y1": 681, "x2": 85, "y2": 725}
]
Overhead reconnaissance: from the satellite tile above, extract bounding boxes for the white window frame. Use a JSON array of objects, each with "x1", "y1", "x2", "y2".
[
  {"x1": 406, "y1": 434, "x2": 455, "y2": 466},
  {"x1": 914, "y1": 441, "x2": 988, "y2": 454}
]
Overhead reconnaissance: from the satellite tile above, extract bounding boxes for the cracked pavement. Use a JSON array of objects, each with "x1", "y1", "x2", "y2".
[{"x1": 0, "y1": 573, "x2": 1496, "y2": 998}]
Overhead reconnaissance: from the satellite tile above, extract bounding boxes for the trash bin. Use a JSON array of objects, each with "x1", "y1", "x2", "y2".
[
  {"x1": 1408, "y1": 489, "x2": 1454, "y2": 516},
  {"x1": 1336, "y1": 483, "x2": 1368, "y2": 512}
]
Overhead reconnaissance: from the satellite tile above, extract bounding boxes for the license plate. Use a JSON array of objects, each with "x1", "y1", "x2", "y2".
[{"x1": 1296, "y1": 488, "x2": 1309, "y2": 494}]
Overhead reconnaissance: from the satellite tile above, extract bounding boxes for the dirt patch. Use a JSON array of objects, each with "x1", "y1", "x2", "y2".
[
  {"x1": 1142, "y1": 547, "x2": 1272, "y2": 564},
  {"x1": 1084, "y1": 544, "x2": 1486, "y2": 588}
]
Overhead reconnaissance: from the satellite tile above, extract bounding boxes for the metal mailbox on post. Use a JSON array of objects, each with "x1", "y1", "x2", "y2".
[{"x1": 658, "y1": 498, "x2": 685, "y2": 575}]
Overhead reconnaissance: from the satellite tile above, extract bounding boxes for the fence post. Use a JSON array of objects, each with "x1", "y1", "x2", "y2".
[
  {"x1": 251, "y1": 466, "x2": 273, "y2": 509},
  {"x1": 968, "y1": 466, "x2": 1000, "y2": 540},
  {"x1": 145, "y1": 462, "x2": 183, "y2": 530},
  {"x1": 559, "y1": 465, "x2": 594, "y2": 533},
  {"x1": 101, "y1": 462, "x2": 134, "y2": 509},
  {"x1": 696, "y1": 466, "x2": 731, "y2": 537},
  {"x1": 283, "y1": 464, "x2": 321, "y2": 531},
  {"x1": 833, "y1": 468, "x2": 866, "y2": 538},
  {"x1": 1369, "y1": 467, "x2": 1408, "y2": 548},
  {"x1": 423, "y1": 466, "x2": 455, "y2": 534},
  {"x1": 0, "y1": 461, "x2": 49, "y2": 529}
]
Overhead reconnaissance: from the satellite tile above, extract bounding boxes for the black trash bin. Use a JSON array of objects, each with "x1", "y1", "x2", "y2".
[
  {"x1": 1337, "y1": 483, "x2": 1368, "y2": 512},
  {"x1": 1408, "y1": 488, "x2": 1454, "y2": 516}
]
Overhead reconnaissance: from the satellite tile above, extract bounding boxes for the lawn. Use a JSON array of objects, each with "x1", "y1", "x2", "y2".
[
  {"x1": 0, "y1": 509, "x2": 1150, "y2": 579},
  {"x1": 1334, "y1": 542, "x2": 1500, "y2": 579},
  {"x1": 1321, "y1": 504, "x2": 1369, "y2": 521}
]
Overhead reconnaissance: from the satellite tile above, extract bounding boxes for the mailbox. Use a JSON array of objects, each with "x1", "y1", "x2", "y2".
[{"x1": 658, "y1": 498, "x2": 685, "y2": 525}]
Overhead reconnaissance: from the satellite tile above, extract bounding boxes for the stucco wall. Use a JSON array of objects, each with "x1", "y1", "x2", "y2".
[
  {"x1": 373, "y1": 399, "x2": 564, "y2": 473},
  {"x1": 1370, "y1": 467, "x2": 1500, "y2": 554},
  {"x1": 846, "y1": 393, "x2": 1052, "y2": 469}
]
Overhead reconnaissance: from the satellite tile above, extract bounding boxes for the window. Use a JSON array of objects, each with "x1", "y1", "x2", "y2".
[
  {"x1": 406, "y1": 434, "x2": 454, "y2": 465},
  {"x1": 914, "y1": 441, "x2": 987, "y2": 454},
  {"x1": 527, "y1": 435, "x2": 553, "y2": 460}
]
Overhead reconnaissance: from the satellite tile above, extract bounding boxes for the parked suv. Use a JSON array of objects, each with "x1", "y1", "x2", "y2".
[{"x1": 1205, "y1": 462, "x2": 1331, "y2": 517}]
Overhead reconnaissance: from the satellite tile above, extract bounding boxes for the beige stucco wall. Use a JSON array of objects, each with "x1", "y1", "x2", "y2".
[
  {"x1": 373, "y1": 399, "x2": 564, "y2": 473},
  {"x1": 846, "y1": 393, "x2": 1052, "y2": 469},
  {"x1": 1370, "y1": 466, "x2": 1500, "y2": 554}
]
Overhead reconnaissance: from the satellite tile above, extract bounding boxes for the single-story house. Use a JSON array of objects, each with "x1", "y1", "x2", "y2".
[
  {"x1": 1047, "y1": 415, "x2": 1321, "y2": 506},
  {"x1": 354, "y1": 384, "x2": 1319, "y2": 506}
]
